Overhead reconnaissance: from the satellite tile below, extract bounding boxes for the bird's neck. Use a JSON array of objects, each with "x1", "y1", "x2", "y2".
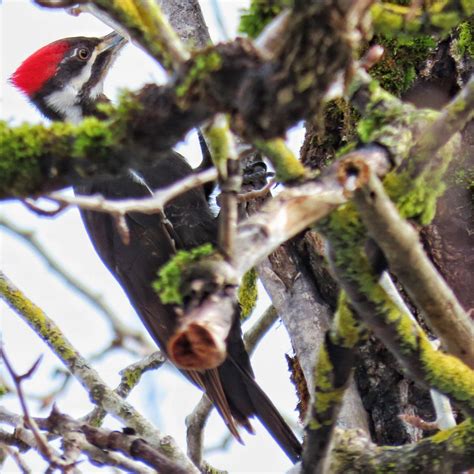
[{"x1": 33, "y1": 88, "x2": 109, "y2": 124}]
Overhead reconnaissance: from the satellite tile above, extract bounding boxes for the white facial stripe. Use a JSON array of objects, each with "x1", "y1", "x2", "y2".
[
  {"x1": 45, "y1": 49, "x2": 106, "y2": 123},
  {"x1": 45, "y1": 87, "x2": 83, "y2": 124}
]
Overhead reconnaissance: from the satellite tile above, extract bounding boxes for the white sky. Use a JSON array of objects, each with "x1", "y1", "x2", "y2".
[{"x1": 1, "y1": 1, "x2": 305, "y2": 472}]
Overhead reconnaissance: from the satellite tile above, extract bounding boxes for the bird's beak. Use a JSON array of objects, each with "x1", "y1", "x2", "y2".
[{"x1": 97, "y1": 31, "x2": 128, "y2": 54}]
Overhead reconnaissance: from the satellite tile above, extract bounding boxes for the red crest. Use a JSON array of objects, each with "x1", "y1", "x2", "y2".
[{"x1": 10, "y1": 40, "x2": 70, "y2": 96}]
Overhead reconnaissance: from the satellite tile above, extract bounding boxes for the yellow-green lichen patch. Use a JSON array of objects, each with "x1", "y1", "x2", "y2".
[
  {"x1": 153, "y1": 244, "x2": 214, "y2": 305},
  {"x1": 313, "y1": 344, "x2": 345, "y2": 415},
  {"x1": 238, "y1": 268, "x2": 258, "y2": 320},
  {"x1": 419, "y1": 337, "x2": 474, "y2": 410},
  {"x1": 0, "y1": 275, "x2": 77, "y2": 362},
  {"x1": 319, "y1": 205, "x2": 418, "y2": 352},
  {"x1": 383, "y1": 135, "x2": 457, "y2": 225},
  {"x1": 255, "y1": 138, "x2": 307, "y2": 181},
  {"x1": 314, "y1": 387, "x2": 345, "y2": 415},
  {"x1": 432, "y1": 418, "x2": 474, "y2": 444},
  {"x1": 332, "y1": 291, "x2": 361, "y2": 349},
  {"x1": 0, "y1": 121, "x2": 55, "y2": 196},
  {"x1": 121, "y1": 367, "x2": 142, "y2": 390},
  {"x1": 314, "y1": 345, "x2": 334, "y2": 392},
  {"x1": 175, "y1": 51, "x2": 222, "y2": 99}
]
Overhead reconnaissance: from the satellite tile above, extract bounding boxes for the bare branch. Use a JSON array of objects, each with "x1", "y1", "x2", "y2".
[
  {"x1": 185, "y1": 396, "x2": 213, "y2": 467},
  {"x1": 1, "y1": 445, "x2": 32, "y2": 474},
  {"x1": 0, "y1": 349, "x2": 77, "y2": 472},
  {"x1": 244, "y1": 305, "x2": 278, "y2": 354},
  {"x1": 84, "y1": 351, "x2": 165, "y2": 426},
  {"x1": 46, "y1": 168, "x2": 217, "y2": 216},
  {"x1": 0, "y1": 271, "x2": 199, "y2": 473}
]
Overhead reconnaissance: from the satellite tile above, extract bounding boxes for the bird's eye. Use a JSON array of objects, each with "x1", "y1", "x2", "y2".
[{"x1": 77, "y1": 48, "x2": 90, "y2": 60}]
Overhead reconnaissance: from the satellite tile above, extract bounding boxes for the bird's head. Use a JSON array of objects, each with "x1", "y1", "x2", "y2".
[{"x1": 10, "y1": 31, "x2": 127, "y2": 123}]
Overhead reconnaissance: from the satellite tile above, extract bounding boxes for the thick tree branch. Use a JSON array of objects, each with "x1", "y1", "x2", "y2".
[
  {"x1": 303, "y1": 293, "x2": 364, "y2": 474},
  {"x1": 328, "y1": 419, "x2": 474, "y2": 473},
  {"x1": 319, "y1": 207, "x2": 474, "y2": 418},
  {"x1": 353, "y1": 173, "x2": 474, "y2": 368},
  {"x1": 1, "y1": 0, "x2": 370, "y2": 199}
]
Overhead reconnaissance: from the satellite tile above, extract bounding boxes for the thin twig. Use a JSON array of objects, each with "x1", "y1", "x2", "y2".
[
  {"x1": 0, "y1": 271, "x2": 199, "y2": 473},
  {"x1": 0, "y1": 216, "x2": 152, "y2": 352},
  {"x1": 83, "y1": 351, "x2": 166, "y2": 426},
  {"x1": 1, "y1": 445, "x2": 32, "y2": 474},
  {"x1": 0, "y1": 349, "x2": 77, "y2": 472},
  {"x1": 46, "y1": 168, "x2": 217, "y2": 216}
]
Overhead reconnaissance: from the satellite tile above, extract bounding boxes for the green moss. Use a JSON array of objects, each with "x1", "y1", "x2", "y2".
[
  {"x1": 370, "y1": 36, "x2": 437, "y2": 97},
  {"x1": 238, "y1": 0, "x2": 292, "y2": 38},
  {"x1": 153, "y1": 244, "x2": 214, "y2": 305},
  {"x1": 0, "y1": 115, "x2": 125, "y2": 196},
  {"x1": 383, "y1": 171, "x2": 444, "y2": 224},
  {"x1": 419, "y1": 336, "x2": 474, "y2": 409},
  {"x1": 0, "y1": 121, "x2": 47, "y2": 196},
  {"x1": 455, "y1": 19, "x2": 474, "y2": 58},
  {"x1": 382, "y1": 135, "x2": 457, "y2": 224},
  {"x1": 175, "y1": 51, "x2": 222, "y2": 98},
  {"x1": 238, "y1": 268, "x2": 258, "y2": 320},
  {"x1": 71, "y1": 118, "x2": 116, "y2": 169}
]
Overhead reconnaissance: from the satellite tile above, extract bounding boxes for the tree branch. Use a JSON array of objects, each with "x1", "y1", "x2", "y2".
[
  {"x1": 0, "y1": 271, "x2": 198, "y2": 473},
  {"x1": 302, "y1": 293, "x2": 364, "y2": 474},
  {"x1": 0, "y1": 216, "x2": 152, "y2": 352},
  {"x1": 319, "y1": 206, "x2": 474, "y2": 418},
  {"x1": 353, "y1": 172, "x2": 474, "y2": 368},
  {"x1": 328, "y1": 419, "x2": 474, "y2": 473}
]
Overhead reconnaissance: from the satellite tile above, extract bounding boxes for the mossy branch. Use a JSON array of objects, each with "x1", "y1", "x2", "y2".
[
  {"x1": 254, "y1": 138, "x2": 307, "y2": 181},
  {"x1": 318, "y1": 206, "x2": 474, "y2": 418},
  {"x1": 328, "y1": 419, "x2": 474, "y2": 473},
  {"x1": 85, "y1": 0, "x2": 189, "y2": 71},
  {"x1": 353, "y1": 173, "x2": 474, "y2": 368},
  {"x1": 303, "y1": 292, "x2": 363, "y2": 473},
  {"x1": 0, "y1": 270, "x2": 198, "y2": 472}
]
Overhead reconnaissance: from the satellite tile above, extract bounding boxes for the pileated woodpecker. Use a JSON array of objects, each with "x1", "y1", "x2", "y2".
[{"x1": 11, "y1": 31, "x2": 301, "y2": 462}]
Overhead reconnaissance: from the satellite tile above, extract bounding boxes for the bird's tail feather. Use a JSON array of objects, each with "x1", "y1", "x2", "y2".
[{"x1": 230, "y1": 357, "x2": 302, "y2": 463}]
